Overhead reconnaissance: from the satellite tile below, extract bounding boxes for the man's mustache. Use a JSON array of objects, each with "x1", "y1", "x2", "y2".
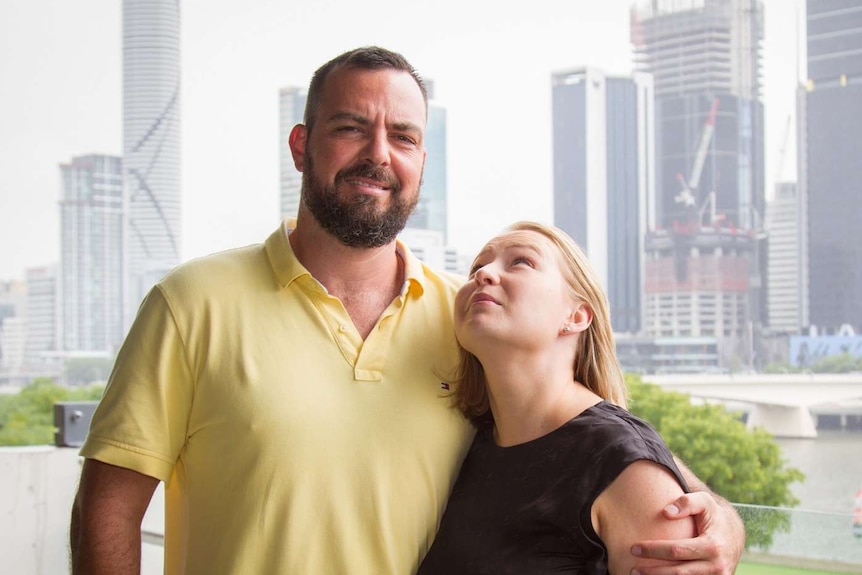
[{"x1": 335, "y1": 164, "x2": 401, "y2": 193}]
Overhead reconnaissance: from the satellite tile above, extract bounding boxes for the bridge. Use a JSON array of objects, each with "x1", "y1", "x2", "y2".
[{"x1": 641, "y1": 373, "x2": 862, "y2": 438}]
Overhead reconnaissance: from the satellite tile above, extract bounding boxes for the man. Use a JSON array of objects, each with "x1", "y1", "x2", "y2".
[{"x1": 71, "y1": 46, "x2": 743, "y2": 574}]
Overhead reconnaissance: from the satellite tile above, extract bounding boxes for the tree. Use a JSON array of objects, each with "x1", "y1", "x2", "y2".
[
  {"x1": 762, "y1": 362, "x2": 802, "y2": 374},
  {"x1": 626, "y1": 374, "x2": 805, "y2": 549},
  {"x1": 764, "y1": 353, "x2": 862, "y2": 374},
  {"x1": 811, "y1": 352, "x2": 862, "y2": 373},
  {"x1": 0, "y1": 378, "x2": 104, "y2": 446}
]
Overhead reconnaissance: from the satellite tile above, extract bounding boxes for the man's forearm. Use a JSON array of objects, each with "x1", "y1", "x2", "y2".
[
  {"x1": 70, "y1": 460, "x2": 157, "y2": 575},
  {"x1": 70, "y1": 499, "x2": 143, "y2": 575},
  {"x1": 674, "y1": 456, "x2": 746, "y2": 550},
  {"x1": 676, "y1": 457, "x2": 739, "y2": 512}
]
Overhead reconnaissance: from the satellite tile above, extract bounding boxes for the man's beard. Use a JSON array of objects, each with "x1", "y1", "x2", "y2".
[{"x1": 300, "y1": 154, "x2": 421, "y2": 248}]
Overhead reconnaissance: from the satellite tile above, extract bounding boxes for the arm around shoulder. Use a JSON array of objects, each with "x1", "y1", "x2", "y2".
[
  {"x1": 70, "y1": 458, "x2": 160, "y2": 575},
  {"x1": 629, "y1": 458, "x2": 745, "y2": 575},
  {"x1": 593, "y1": 460, "x2": 696, "y2": 575}
]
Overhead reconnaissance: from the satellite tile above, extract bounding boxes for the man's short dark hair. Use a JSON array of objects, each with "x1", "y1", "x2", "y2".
[{"x1": 304, "y1": 46, "x2": 428, "y2": 132}]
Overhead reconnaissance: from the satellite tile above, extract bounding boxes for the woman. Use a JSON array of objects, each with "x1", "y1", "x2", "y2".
[{"x1": 418, "y1": 221, "x2": 695, "y2": 574}]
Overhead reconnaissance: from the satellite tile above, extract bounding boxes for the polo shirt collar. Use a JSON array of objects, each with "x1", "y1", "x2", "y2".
[{"x1": 264, "y1": 218, "x2": 427, "y2": 297}]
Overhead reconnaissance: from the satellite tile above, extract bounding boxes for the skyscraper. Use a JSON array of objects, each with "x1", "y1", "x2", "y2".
[
  {"x1": 631, "y1": 0, "x2": 765, "y2": 232},
  {"x1": 0, "y1": 280, "x2": 27, "y2": 374},
  {"x1": 407, "y1": 81, "x2": 448, "y2": 241},
  {"x1": 398, "y1": 228, "x2": 461, "y2": 274},
  {"x1": 631, "y1": 0, "x2": 766, "y2": 362},
  {"x1": 123, "y1": 0, "x2": 181, "y2": 323},
  {"x1": 766, "y1": 182, "x2": 808, "y2": 334},
  {"x1": 24, "y1": 266, "x2": 58, "y2": 368},
  {"x1": 804, "y1": 0, "x2": 862, "y2": 332},
  {"x1": 552, "y1": 68, "x2": 654, "y2": 334},
  {"x1": 279, "y1": 86, "x2": 307, "y2": 218},
  {"x1": 59, "y1": 155, "x2": 125, "y2": 352}
]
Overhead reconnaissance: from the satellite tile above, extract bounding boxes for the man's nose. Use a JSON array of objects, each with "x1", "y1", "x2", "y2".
[{"x1": 363, "y1": 130, "x2": 391, "y2": 166}]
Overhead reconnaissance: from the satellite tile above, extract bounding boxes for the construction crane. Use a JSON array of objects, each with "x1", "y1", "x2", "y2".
[
  {"x1": 674, "y1": 97, "x2": 720, "y2": 210},
  {"x1": 667, "y1": 97, "x2": 721, "y2": 282}
]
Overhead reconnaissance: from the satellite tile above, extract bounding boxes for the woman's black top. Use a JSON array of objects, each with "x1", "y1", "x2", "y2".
[{"x1": 417, "y1": 401, "x2": 688, "y2": 575}]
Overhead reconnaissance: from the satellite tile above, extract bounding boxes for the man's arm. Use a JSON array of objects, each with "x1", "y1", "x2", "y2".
[
  {"x1": 594, "y1": 460, "x2": 696, "y2": 574},
  {"x1": 70, "y1": 458, "x2": 160, "y2": 575},
  {"x1": 631, "y1": 458, "x2": 745, "y2": 575}
]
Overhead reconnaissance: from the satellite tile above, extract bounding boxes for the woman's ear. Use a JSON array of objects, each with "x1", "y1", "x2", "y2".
[{"x1": 564, "y1": 302, "x2": 593, "y2": 334}]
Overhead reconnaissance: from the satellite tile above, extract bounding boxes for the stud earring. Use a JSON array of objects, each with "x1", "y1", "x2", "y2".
[{"x1": 562, "y1": 326, "x2": 571, "y2": 333}]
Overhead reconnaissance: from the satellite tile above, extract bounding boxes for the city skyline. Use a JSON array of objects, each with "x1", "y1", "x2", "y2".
[{"x1": 0, "y1": 0, "x2": 803, "y2": 281}]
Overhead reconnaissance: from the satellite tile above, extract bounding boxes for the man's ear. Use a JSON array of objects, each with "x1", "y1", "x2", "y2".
[{"x1": 288, "y1": 124, "x2": 307, "y2": 172}]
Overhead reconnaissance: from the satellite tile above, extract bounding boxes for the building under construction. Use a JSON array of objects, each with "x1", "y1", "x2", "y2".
[
  {"x1": 644, "y1": 222, "x2": 756, "y2": 338},
  {"x1": 631, "y1": 0, "x2": 766, "y2": 363}
]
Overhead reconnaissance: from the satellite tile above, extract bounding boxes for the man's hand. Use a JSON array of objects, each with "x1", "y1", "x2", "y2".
[{"x1": 630, "y1": 491, "x2": 744, "y2": 575}]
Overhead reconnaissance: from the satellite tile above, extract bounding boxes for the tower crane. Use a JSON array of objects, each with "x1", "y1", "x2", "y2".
[{"x1": 674, "y1": 97, "x2": 721, "y2": 226}]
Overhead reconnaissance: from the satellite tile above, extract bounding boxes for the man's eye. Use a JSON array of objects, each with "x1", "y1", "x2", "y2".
[{"x1": 394, "y1": 134, "x2": 417, "y2": 145}]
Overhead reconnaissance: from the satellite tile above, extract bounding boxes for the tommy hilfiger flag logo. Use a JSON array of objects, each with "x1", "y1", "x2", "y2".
[{"x1": 440, "y1": 382, "x2": 450, "y2": 390}]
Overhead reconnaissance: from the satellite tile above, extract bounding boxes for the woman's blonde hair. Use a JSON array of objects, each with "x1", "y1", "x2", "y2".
[{"x1": 452, "y1": 221, "x2": 627, "y2": 424}]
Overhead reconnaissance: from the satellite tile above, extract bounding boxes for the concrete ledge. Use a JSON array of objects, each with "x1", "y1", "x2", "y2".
[{"x1": 0, "y1": 446, "x2": 81, "y2": 574}]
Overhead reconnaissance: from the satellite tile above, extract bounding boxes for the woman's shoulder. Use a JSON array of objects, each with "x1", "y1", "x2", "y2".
[
  {"x1": 568, "y1": 402, "x2": 676, "y2": 467},
  {"x1": 576, "y1": 401, "x2": 660, "y2": 440}
]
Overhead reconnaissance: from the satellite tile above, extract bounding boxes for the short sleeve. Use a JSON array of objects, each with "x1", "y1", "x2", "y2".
[{"x1": 80, "y1": 285, "x2": 195, "y2": 482}]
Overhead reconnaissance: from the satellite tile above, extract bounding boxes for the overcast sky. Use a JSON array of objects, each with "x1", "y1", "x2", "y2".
[{"x1": 0, "y1": 0, "x2": 803, "y2": 281}]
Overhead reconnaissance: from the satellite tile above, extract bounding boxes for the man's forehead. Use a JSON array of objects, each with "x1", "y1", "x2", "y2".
[{"x1": 321, "y1": 67, "x2": 424, "y2": 106}]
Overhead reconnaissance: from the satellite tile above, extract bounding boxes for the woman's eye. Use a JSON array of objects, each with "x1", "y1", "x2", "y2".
[{"x1": 513, "y1": 257, "x2": 532, "y2": 267}]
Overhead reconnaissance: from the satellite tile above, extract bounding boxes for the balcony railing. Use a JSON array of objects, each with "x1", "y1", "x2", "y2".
[{"x1": 2, "y1": 446, "x2": 862, "y2": 574}]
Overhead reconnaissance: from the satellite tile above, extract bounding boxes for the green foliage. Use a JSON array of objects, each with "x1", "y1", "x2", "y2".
[
  {"x1": 810, "y1": 352, "x2": 862, "y2": 373},
  {"x1": 763, "y1": 353, "x2": 862, "y2": 374},
  {"x1": 0, "y1": 378, "x2": 104, "y2": 446},
  {"x1": 625, "y1": 374, "x2": 805, "y2": 550},
  {"x1": 737, "y1": 562, "x2": 844, "y2": 575},
  {"x1": 762, "y1": 362, "x2": 803, "y2": 374}
]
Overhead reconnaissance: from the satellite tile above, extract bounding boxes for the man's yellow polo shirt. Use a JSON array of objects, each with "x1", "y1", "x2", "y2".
[{"x1": 81, "y1": 220, "x2": 474, "y2": 574}]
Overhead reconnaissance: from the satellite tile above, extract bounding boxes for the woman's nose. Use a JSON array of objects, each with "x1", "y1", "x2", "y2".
[{"x1": 474, "y1": 266, "x2": 499, "y2": 285}]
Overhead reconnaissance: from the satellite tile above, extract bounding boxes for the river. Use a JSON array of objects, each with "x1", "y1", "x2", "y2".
[
  {"x1": 778, "y1": 431, "x2": 862, "y2": 516},
  {"x1": 754, "y1": 430, "x2": 862, "y2": 564}
]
